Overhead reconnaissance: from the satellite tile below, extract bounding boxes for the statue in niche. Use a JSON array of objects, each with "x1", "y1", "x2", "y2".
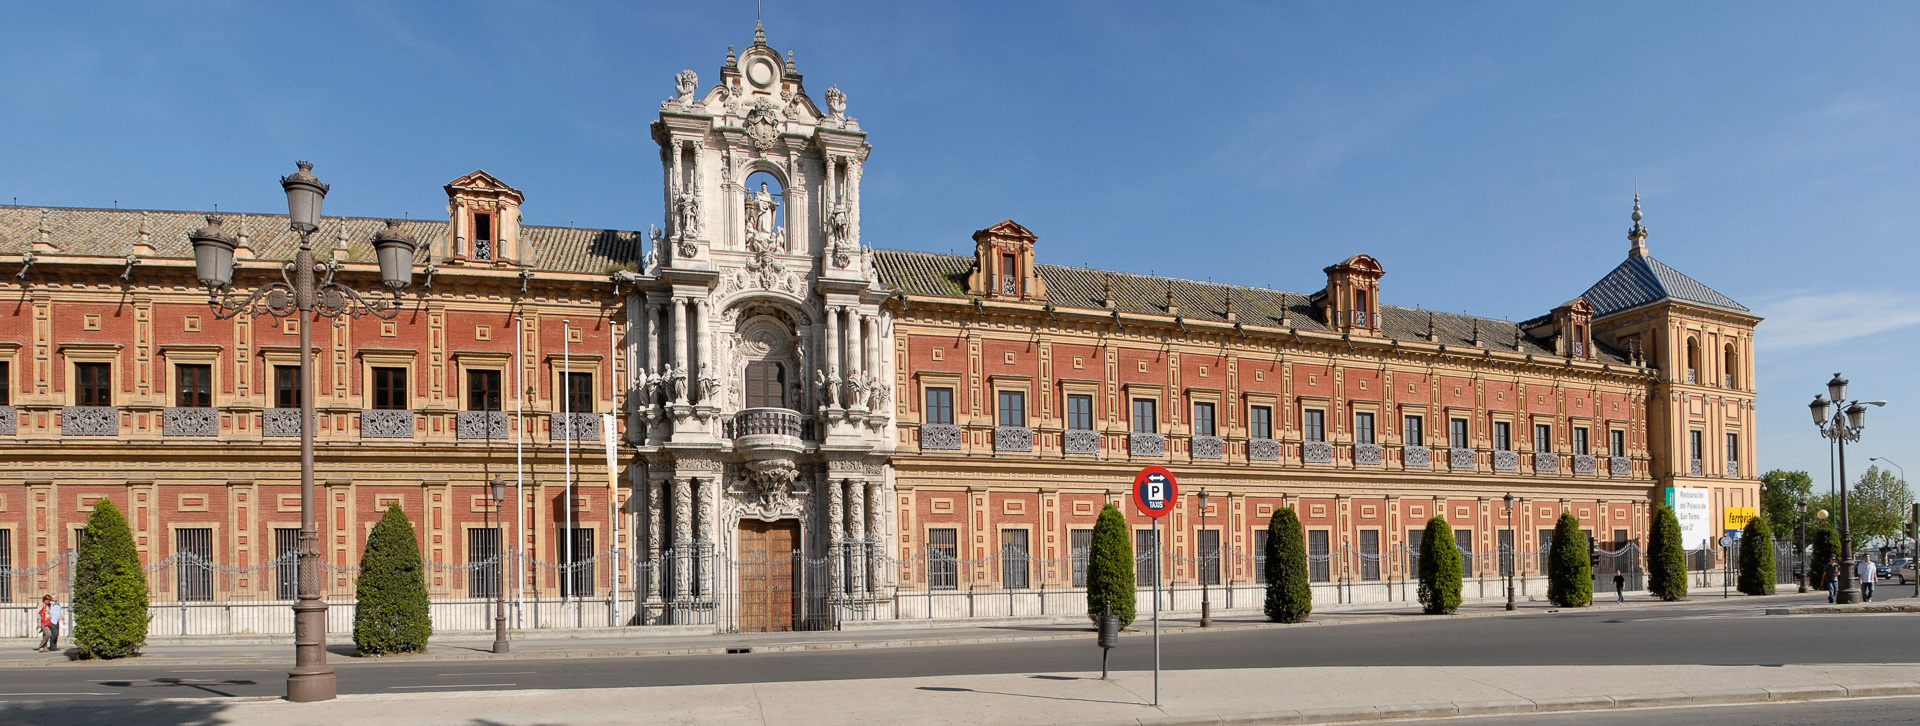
[
  {"x1": 868, "y1": 378, "x2": 890, "y2": 411},
  {"x1": 635, "y1": 368, "x2": 656, "y2": 406},
  {"x1": 826, "y1": 201, "x2": 852, "y2": 266},
  {"x1": 698, "y1": 362, "x2": 720, "y2": 403},
  {"x1": 675, "y1": 185, "x2": 701, "y2": 239},
  {"x1": 665, "y1": 364, "x2": 687, "y2": 403},
  {"x1": 844, "y1": 371, "x2": 869, "y2": 408},
  {"x1": 674, "y1": 69, "x2": 698, "y2": 106},
  {"x1": 824, "y1": 86, "x2": 847, "y2": 120},
  {"x1": 746, "y1": 182, "x2": 780, "y2": 238},
  {"x1": 815, "y1": 369, "x2": 838, "y2": 408}
]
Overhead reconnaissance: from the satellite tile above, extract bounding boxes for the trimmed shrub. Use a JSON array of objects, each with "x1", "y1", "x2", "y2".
[
  {"x1": 1810, "y1": 525, "x2": 1839, "y2": 588},
  {"x1": 1648, "y1": 505, "x2": 1688, "y2": 601},
  {"x1": 1548, "y1": 512, "x2": 1593, "y2": 607},
  {"x1": 1417, "y1": 516, "x2": 1461, "y2": 614},
  {"x1": 1262, "y1": 507, "x2": 1312, "y2": 623},
  {"x1": 1737, "y1": 516, "x2": 1775, "y2": 596},
  {"x1": 1085, "y1": 503, "x2": 1136, "y2": 628},
  {"x1": 353, "y1": 503, "x2": 432, "y2": 655},
  {"x1": 73, "y1": 499, "x2": 148, "y2": 659}
]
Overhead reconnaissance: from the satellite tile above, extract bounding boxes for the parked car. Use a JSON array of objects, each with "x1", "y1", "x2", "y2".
[{"x1": 1894, "y1": 559, "x2": 1915, "y2": 585}]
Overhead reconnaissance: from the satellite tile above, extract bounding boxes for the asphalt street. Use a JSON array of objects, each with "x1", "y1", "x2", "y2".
[
  {"x1": 0, "y1": 594, "x2": 1913, "y2": 704},
  {"x1": 1394, "y1": 694, "x2": 1920, "y2": 726}
]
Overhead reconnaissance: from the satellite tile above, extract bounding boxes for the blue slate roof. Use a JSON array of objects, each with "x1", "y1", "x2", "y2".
[{"x1": 1581, "y1": 254, "x2": 1748, "y2": 317}]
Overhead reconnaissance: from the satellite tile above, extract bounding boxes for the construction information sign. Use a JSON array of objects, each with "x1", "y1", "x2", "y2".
[{"x1": 1668, "y1": 487, "x2": 1712, "y2": 549}]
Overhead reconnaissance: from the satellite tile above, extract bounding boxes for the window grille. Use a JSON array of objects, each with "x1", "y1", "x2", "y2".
[
  {"x1": 1000, "y1": 530, "x2": 1029, "y2": 589},
  {"x1": 274, "y1": 528, "x2": 299, "y2": 601},
  {"x1": 1308, "y1": 530, "x2": 1330, "y2": 582},
  {"x1": 1069, "y1": 529, "x2": 1093, "y2": 587},
  {"x1": 469, "y1": 528, "x2": 501, "y2": 598},
  {"x1": 177, "y1": 528, "x2": 213, "y2": 602},
  {"x1": 928, "y1": 528, "x2": 958, "y2": 590}
]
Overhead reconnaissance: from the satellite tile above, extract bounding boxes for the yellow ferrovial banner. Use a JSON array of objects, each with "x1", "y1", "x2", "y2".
[{"x1": 1724, "y1": 506, "x2": 1759, "y2": 530}]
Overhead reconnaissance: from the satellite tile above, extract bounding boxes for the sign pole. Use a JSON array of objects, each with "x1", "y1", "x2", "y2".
[
  {"x1": 1153, "y1": 514, "x2": 1161, "y2": 707},
  {"x1": 1131, "y1": 465, "x2": 1176, "y2": 709}
]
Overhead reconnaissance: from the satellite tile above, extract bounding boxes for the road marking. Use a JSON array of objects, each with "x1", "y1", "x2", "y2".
[
  {"x1": 436, "y1": 671, "x2": 536, "y2": 676},
  {"x1": 170, "y1": 669, "x2": 276, "y2": 673},
  {"x1": 390, "y1": 683, "x2": 516, "y2": 690},
  {"x1": 0, "y1": 692, "x2": 114, "y2": 697}
]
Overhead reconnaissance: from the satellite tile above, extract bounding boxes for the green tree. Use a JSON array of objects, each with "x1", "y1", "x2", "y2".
[
  {"x1": 1759, "y1": 470, "x2": 1813, "y2": 542},
  {"x1": 1417, "y1": 516, "x2": 1461, "y2": 615},
  {"x1": 1736, "y1": 516, "x2": 1775, "y2": 596},
  {"x1": 1085, "y1": 504, "x2": 1136, "y2": 628},
  {"x1": 72, "y1": 499, "x2": 149, "y2": 659},
  {"x1": 1648, "y1": 505, "x2": 1687, "y2": 601},
  {"x1": 1810, "y1": 523, "x2": 1840, "y2": 588},
  {"x1": 1849, "y1": 466, "x2": 1914, "y2": 547},
  {"x1": 1262, "y1": 507, "x2": 1312, "y2": 623},
  {"x1": 353, "y1": 503, "x2": 432, "y2": 655},
  {"x1": 1548, "y1": 511, "x2": 1593, "y2": 607}
]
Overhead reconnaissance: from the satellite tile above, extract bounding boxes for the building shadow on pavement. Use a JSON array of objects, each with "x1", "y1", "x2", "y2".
[
  {"x1": 916, "y1": 682, "x2": 1145, "y2": 707},
  {"x1": 0, "y1": 700, "x2": 237, "y2": 726}
]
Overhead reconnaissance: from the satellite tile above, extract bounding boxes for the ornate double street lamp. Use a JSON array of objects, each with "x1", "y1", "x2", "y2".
[
  {"x1": 1808, "y1": 373, "x2": 1887, "y2": 606},
  {"x1": 1795, "y1": 499, "x2": 1808, "y2": 594},
  {"x1": 1198, "y1": 488, "x2": 1211, "y2": 628},
  {"x1": 1503, "y1": 492, "x2": 1515, "y2": 611},
  {"x1": 191, "y1": 162, "x2": 417, "y2": 702}
]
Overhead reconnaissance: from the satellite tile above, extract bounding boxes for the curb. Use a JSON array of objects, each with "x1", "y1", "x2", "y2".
[
  {"x1": 1765, "y1": 603, "x2": 1920, "y2": 615},
  {"x1": 1062, "y1": 681, "x2": 1920, "y2": 725}
]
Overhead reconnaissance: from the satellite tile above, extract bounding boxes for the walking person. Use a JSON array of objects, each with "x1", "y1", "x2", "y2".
[
  {"x1": 35, "y1": 595, "x2": 62, "y2": 653},
  {"x1": 1856, "y1": 555, "x2": 1876, "y2": 602},
  {"x1": 1824, "y1": 558, "x2": 1840, "y2": 603},
  {"x1": 1613, "y1": 570, "x2": 1626, "y2": 603}
]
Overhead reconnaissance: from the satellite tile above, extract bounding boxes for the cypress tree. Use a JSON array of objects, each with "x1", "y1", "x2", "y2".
[
  {"x1": 1085, "y1": 503, "x2": 1136, "y2": 628},
  {"x1": 1648, "y1": 505, "x2": 1688, "y2": 601},
  {"x1": 1262, "y1": 507, "x2": 1311, "y2": 623},
  {"x1": 353, "y1": 503, "x2": 432, "y2": 655},
  {"x1": 1417, "y1": 516, "x2": 1461, "y2": 614},
  {"x1": 1810, "y1": 524, "x2": 1839, "y2": 589},
  {"x1": 1548, "y1": 511, "x2": 1593, "y2": 607},
  {"x1": 73, "y1": 499, "x2": 148, "y2": 659},
  {"x1": 1736, "y1": 516, "x2": 1775, "y2": 596}
]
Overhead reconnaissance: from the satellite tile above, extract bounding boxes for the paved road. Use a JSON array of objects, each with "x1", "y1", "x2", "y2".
[
  {"x1": 1, "y1": 594, "x2": 1913, "y2": 704},
  {"x1": 1395, "y1": 694, "x2": 1920, "y2": 726}
]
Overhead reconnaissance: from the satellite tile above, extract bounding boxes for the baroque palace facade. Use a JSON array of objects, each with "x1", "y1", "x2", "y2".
[{"x1": 0, "y1": 27, "x2": 1759, "y2": 632}]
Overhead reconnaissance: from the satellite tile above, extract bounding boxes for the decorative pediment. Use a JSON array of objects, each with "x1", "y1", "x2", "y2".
[{"x1": 443, "y1": 170, "x2": 525, "y2": 203}]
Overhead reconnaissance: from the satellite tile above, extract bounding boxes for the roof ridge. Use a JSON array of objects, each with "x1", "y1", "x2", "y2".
[{"x1": 0, "y1": 204, "x2": 637, "y2": 235}]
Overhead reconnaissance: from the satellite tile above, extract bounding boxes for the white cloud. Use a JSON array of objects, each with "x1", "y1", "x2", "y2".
[{"x1": 1753, "y1": 289, "x2": 1920, "y2": 349}]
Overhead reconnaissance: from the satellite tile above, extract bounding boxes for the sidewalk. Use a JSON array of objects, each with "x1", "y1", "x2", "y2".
[
  {"x1": 6, "y1": 663, "x2": 1919, "y2": 725},
  {"x1": 3, "y1": 592, "x2": 1814, "y2": 668}
]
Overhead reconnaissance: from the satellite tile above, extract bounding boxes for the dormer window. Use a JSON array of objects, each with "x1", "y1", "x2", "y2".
[
  {"x1": 1354, "y1": 289, "x2": 1370, "y2": 328},
  {"x1": 966, "y1": 220, "x2": 1046, "y2": 301},
  {"x1": 1572, "y1": 324, "x2": 1586, "y2": 358},
  {"x1": 1000, "y1": 253, "x2": 1017, "y2": 295},
  {"x1": 473, "y1": 212, "x2": 494, "y2": 261}
]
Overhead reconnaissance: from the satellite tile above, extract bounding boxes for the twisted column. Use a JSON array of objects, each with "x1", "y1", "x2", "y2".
[
  {"x1": 865, "y1": 478, "x2": 884, "y2": 593},
  {"x1": 827, "y1": 473, "x2": 845, "y2": 594},
  {"x1": 645, "y1": 477, "x2": 664, "y2": 604},
  {"x1": 672, "y1": 476, "x2": 692, "y2": 601},
  {"x1": 846, "y1": 478, "x2": 866, "y2": 594},
  {"x1": 697, "y1": 476, "x2": 716, "y2": 600}
]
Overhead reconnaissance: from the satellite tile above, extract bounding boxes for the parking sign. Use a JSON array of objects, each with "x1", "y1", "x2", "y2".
[{"x1": 1133, "y1": 466, "x2": 1178, "y2": 518}]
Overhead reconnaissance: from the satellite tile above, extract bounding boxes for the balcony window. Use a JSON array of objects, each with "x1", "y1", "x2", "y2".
[
  {"x1": 1066, "y1": 394, "x2": 1093, "y2": 431},
  {"x1": 1689, "y1": 430, "x2": 1703, "y2": 462},
  {"x1": 1403, "y1": 415, "x2": 1423, "y2": 446},
  {"x1": 997, "y1": 390, "x2": 1027, "y2": 427},
  {"x1": 1131, "y1": 398, "x2": 1157, "y2": 434},
  {"x1": 0, "y1": 360, "x2": 10, "y2": 405},
  {"x1": 1450, "y1": 418, "x2": 1469, "y2": 449},
  {"x1": 468, "y1": 370, "x2": 503, "y2": 411},
  {"x1": 1249, "y1": 405, "x2": 1273, "y2": 440},
  {"x1": 744, "y1": 361, "x2": 786, "y2": 409},
  {"x1": 924, "y1": 387, "x2": 954, "y2": 425},
  {"x1": 1573, "y1": 427, "x2": 1589, "y2": 456},
  {"x1": 1493, "y1": 421, "x2": 1512, "y2": 451},
  {"x1": 75, "y1": 362, "x2": 112, "y2": 406},
  {"x1": 1192, "y1": 402, "x2": 1216, "y2": 437},
  {"x1": 1533, "y1": 423, "x2": 1552, "y2": 453},
  {"x1": 372, "y1": 367, "x2": 408, "y2": 410},
  {"x1": 1354, "y1": 412, "x2": 1375, "y2": 445},
  {"x1": 274, "y1": 365, "x2": 301, "y2": 409},
  {"x1": 1610, "y1": 429, "x2": 1626, "y2": 456},
  {"x1": 472, "y1": 212, "x2": 494, "y2": 261},
  {"x1": 563, "y1": 372, "x2": 593, "y2": 413},
  {"x1": 174, "y1": 364, "x2": 212, "y2": 408},
  {"x1": 1303, "y1": 409, "x2": 1325, "y2": 442},
  {"x1": 1726, "y1": 433, "x2": 1740, "y2": 466}
]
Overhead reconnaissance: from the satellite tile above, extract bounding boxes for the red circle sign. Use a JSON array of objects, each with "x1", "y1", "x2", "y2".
[{"x1": 1133, "y1": 466, "x2": 1178, "y2": 518}]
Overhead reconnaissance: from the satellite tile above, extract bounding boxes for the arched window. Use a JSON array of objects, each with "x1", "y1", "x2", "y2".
[
  {"x1": 1685, "y1": 338, "x2": 1700, "y2": 383},
  {"x1": 1723, "y1": 343, "x2": 1738, "y2": 389}
]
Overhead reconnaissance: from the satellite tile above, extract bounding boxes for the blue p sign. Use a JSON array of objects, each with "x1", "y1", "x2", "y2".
[{"x1": 1133, "y1": 466, "x2": 1178, "y2": 518}]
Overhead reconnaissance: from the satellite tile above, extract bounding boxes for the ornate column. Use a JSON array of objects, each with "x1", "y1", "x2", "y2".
[
  {"x1": 823, "y1": 306, "x2": 841, "y2": 408},
  {"x1": 672, "y1": 476, "x2": 692, "y2": 602},
  {"x1": 827, "y1": 473, "x2": 845, "y2": 594},
  {"x1": 865, "y1": 478, "x2": 883, "y2": 594},
  {"x1": 646, "y1": 477, "x2": 664, "y2": 605},
  {"x1": 846, "y1": 478, "x2": 866, "y2": 594},
  {"x1": 692, "y1": 297, "x2": 710, "y2": 406},
  {"x1": 697, "y1": 476, "x2": 716, "y2": 601},
  {"x1": 670, "y1": 298, "x2": 688, "y2": 404}
]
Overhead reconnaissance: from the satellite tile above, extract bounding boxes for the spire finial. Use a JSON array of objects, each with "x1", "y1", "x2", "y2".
[
  {"x1": 754, "y1": 13, "x2": 766, "y2": 45},
  {"x1": 1627, "y1": 188, "x2": 1649, "y2": 258}
]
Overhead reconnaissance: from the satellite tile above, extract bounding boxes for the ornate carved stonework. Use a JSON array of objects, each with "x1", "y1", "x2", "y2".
[
  {"x1": 162, "y1": 407, "x2": 218, "y2": 437},
  {"x1": 361, "y1": 410, "x2": 415, "y2": 439},
  {"x1": 1303, "y1": 440, "x2": 1334, "y2": 464},
  {"x1": 1249, "y1": 437, "x2": 1280, "y2": 461},
  {"x1": 1449, "y1": 447, "x2": 1476, "y2": 470},
  {"x1": 994, "y1": 426, "x2": 1033, "y2": 452},
  {"x1": 1129, "y1": 432, "x2": 1165, "y2": 457},
  {"x1": 744, "y1": 458, "x2": 799, "y2": 506},
  {"x1": 1064, "y1": 429, "x2": 1101, "y2": 456},
  {"x1": 1402, "y1": 445, "x2": 1431, "y2": 468},
  {"x1": 1354, "y1": 443, "x2": 1383, "y2": 466},
  {"x1": 920, "y1": 424, "x2": 961, "y2": 450},
  {"x1": 456, "y1": 411, "x2": 509, "y2": 440},
  {"x1": 0, "y1": 405, "x2": 14, "y2": 436},
  {"x1": 1493, "y1": 450, "x2": 1520, "y2": 471},
  {"x1": 745, "y1": 98, "x2": 782, "y2": 150},
  {"x1": 1609, "y1": 456, "x2": 1632, "y2": 476},
  {"x1": 263, "y1": 408, "x2": 302, "y2": 437},
  {"x1": 1573, "y1": 454, "x2": 1597, "y2": 474},
  {"x1": 1532, "y1": 452, "x2": 1558, "y2": 473},
  {"x1": 61, "y1": 406, "x2": 118, "y2": 436},
  {"x1": 1191, "y1": 435, "x2": 1224, "y2": 460}
]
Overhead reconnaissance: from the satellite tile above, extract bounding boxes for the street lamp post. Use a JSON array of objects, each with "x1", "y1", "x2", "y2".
[
  {"x1": 1198, "y1": 489, "x2": 1211, "y2": 628},
  {"x1": 1503, "y1": 492, "x2": 1515, "y2": 611},
  {"x1": 491, "y1": 476, "x2": 510, "y2": 654},
  {"x1": 1808, "y1": 373, "x2": 1888, "y2": 605},
  {"x1": 1795, "y1": 499, "x2": 1808, "y2": 594},
  {"x1": 191, "y1": 162, "x2": 417, "y2": 702}
]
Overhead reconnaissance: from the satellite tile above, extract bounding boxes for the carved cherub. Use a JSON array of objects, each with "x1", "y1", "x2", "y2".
[
  {"x1": 824, "y1": 85, "x2": 847, "y2": 120},
  {"x1": 674, "y1": 69, "x2": 698, "y2": 106}
]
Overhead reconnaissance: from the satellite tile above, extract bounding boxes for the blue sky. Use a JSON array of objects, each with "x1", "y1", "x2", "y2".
[{"x1": 2, "y1": 1, "x2": 1916, "y2": 488}]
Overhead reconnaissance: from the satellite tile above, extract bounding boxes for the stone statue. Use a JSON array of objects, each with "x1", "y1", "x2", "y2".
[
  {"x1": 824, "y1": 85, "x2": 847, "y2": 120},
  {"x1": 674, "y1": 69, "x2": 698, "y2": 106},
  {"x1": 827, "y1": 202, "x2": 851, "y2": 246},
  {"x1": 816, "y1": 368, "x2": 838, "y2": 408},
  {"x1": 868, "y1": 378, "x2": 890, "y2": 410},
  {"x1": 635, "y1": 368, "x2": 655, "y2": 404},
  {"x1": 844, "y1": 371, "x2": 869, "y2": 408},
  {"x1": 697, "y1": 362, "x2": 720, "y2": 403},
  {"x1": 675, "y1": 186, "x2": 700, "y2": 238},
  {"x1": 747, "y1": 182, "x2": 779, "y2": 237},
  {"x1": 666, "y1": 364, "x2": 688, "y2": 403}
]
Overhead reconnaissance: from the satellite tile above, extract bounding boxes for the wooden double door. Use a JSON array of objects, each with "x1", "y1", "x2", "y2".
[{"x1": 737, "y1": 519, "x2": 800, "y2": 633}]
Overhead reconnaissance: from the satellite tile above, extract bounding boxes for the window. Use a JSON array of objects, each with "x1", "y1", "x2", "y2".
[
  {"x1": 1533, "y1": 423, "x2": 1552, "y2": 452},
  {"x1": 1354, "y1": 412, "x2": 1375, "y2": 445},
  {"x1": 473, "y1": 212, "x2": 494, "y2": 261},
  {"x1": 469, "y1": 528, "x2": 502, "y2": 598},
  {"x1": 1573, "y1": 427, "x2": 1590, "y2": 456},
  {"x1": 927, "y1": 528, "x2": 958, "y2": 589},
  {"x1": 1069, "y1": 528, "x2": 1094, "y2": 587},
  {"x1": 744, "y1": 361, "x2": 785, "y2": 408},
  {"x1": 75, "y1": 362, "x2": 112, "y2": 406},
  {"x1": 1726, "y1": 433, "x2": 1740, "y2": 465},
  {"x1": 0, "y1": 360, "x2": 10, "y2": 406},
  {"x1": 1724, "y1": 344, "x2": 1739, "y2": 388},
  {"x1": 1131, "y1": 398, "x2": 1157, "y2": 434},
  {"x1": 1359, "y1": 530, "x2": 1380, "y2": 581},
  {"x1": 372, "y1": 367, "x2": 408, "y2": 410},
  {"x1": 1066, "y1": 394, "x2": 1094, "y2": 430},
  {"x1": 1403, "y1": 415, "x2": 1423, "y2": 446},
  {"x1": 561, "y1": 528, "x2": 594, "y2": 597},
  {"x1": 174, "y1": 364, "x2": 212, "y2": 407},
  {"x1": 1539, "y1": 529, "x2": 1557, "y2": 572},
  {"x1": 1610, "y1": 429, "x2": 1626, "y2": 457},
  {"x1": 1689, "y1": 430, "x2": 1703, "y2": 463},
  {"x1": 177, "y1": 527, "x2": 213, "y2": 602},
  {"x1": 924, "y1": 387, "x2": 954, "y2": 425},
  {"x1": 1354, "y1": 289, "x2": 1370, "y2": 327},
  {"x1": 997, "y1": 390, "x2": 1027, "y2": 427},
  {"x1": 1573, "y1": 324, "x2": 1587, "y2": 358},
  {"x1": 1253, "y1": 529, "x2": 1269, "y2": 584},
  {"x1": 1192, "y1": 402, "x2": 1216, "y2": 437},
  {"x1": 1499, "y1": 529, "x2": 1515, "y2": 577},
  {"x1": 1450, "y1": 418, "x2": 1469, "y2": 449},
  {"x1": 1000, "y1": 252, "x2": 1017, "y2": 295},
  {"x1": 1135, "y1": 529, "x2": 1159, "y2": 587},
  {"x1": 1493, "y1": 421, "x2": 1512, "y2": 451},
  {"x1": 1000, "y1": 529, "x2": 1029, "y2": 589},
  {"x1": 1407, "y1": 527, "x2": 1425, "y2": 575},
  {"x1": 1303, "y1": 409, "x2": 1325, "y2": 442},
  {"x1": 467, "y1": 370, "x2": 503, "y2": 411},
  {"x1": 0, "y1": 529, "x2": 11, "y2": 602},
  {"x1": 1455, "y1": 529, "x2": 1474, "y2": 577},
  {"x1": 274, "y1": 366, "x2": 301, "y2": 409},
  {"x1": 1250, "y1": 405, "x2": 1273, "y2": 440},
  {"x1": 274, "y1": 528, "x2": 300, "y2": 601},
  {"x1": 564, "y1": 372, "x2": 594, "y2": 413},
  {"x1": 1197, "y1": 529, "x2": 1221, "y2": 586},
  {"x1": 1307, "y1": 530, "x2": 1330, "y2": 582}
]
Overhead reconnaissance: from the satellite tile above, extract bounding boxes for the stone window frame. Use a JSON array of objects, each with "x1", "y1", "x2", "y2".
[
  {"x1": 1184, "y1": 388, "x2": 1222, "y2": 437},
  {"x1": 1398, "y1": 405, "x2": 1428, "y2": 446},
  {"x1": 1607, "y1": 422, "x2": 1629, "y2": 456},
  {"x1": 452, "y1": 351, "x2": 515, "y2": 413},
  {"x1": 988, "y1": 374, "x2": 1033, "y2": 428},
  {"x1": 59, "y1": 343, "x2": 124, "y2": 407},
  {"x1": 257, "y1": 346, "x2": 315, "y2": 409},
  {"x1": 0, "y1": 342, "x2": 21, "y2": 406},
  {"x1": 1446, "y1": 406, "x2": 1476, "y2": 449},
  {"x1": 1297, "y1": 395, "x2": 1331, "y2": 443},
  {"x1": 1568, "y1": 417, "x2": 1594, "y2": 456},
  {"x1": 1244, "y1": 392, "x2": 1278, "y2": 440},
  {"x1": 544, "y1": 353, "x2": 604, "y2": 414},
  {"x1": 1489, "y1": 415, "x2": 1515, "y2": 452},
  {"x1": 356, "y1": 349, "x2": 420, "y2": 411},
  {"x1": 1530, "y1": 417, "x2": 1555, "y2": 453},
  {"x1": 915, "y1": 371, "x2": 963, "y2": 425},
  {"x1": 159, "y1": 344, "x2": 225, "y2": 409},
  {"x1": 1057, "y1": 378, "x2": 1100, "y2": 431},
  {"x1": 1349, "y1": 401, "x2": 1381, "y2": 445},
  {"x1": 1123, "y1": 383, "x2": 1164, "y2": 434}
]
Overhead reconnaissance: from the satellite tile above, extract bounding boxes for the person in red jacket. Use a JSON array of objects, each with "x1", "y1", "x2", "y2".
[{"x1": 35, "y1": 594, "x2": 63, "y2": 652}]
